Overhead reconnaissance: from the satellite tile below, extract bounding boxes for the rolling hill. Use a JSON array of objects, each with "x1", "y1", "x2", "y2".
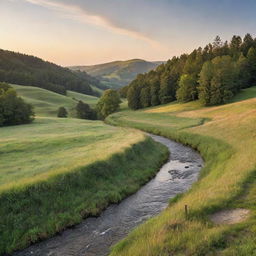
[
  {"x1": 0, "y1": 49, "x2": 104, "y2": 96},
  {"x1": 12, "y1": 84, "x2": 99, "y2": 117},
  {"x1": 70, "y1": 59, "x2": 164, "y2": 88}
]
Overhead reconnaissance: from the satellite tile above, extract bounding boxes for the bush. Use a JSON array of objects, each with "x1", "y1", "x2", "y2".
[
  {"x1": 0, "y1": 83, "x2": 34, "y2": 126},
  {"x1": 76, "y1": 101, "x2": 97, "y2": 120},
  {"x1": 57, "y1": 107, "x2": 68, "y2": 118}
]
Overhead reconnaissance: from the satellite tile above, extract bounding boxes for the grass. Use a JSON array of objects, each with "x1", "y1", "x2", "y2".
[
  {"x1": 106, "y1": 86, "x2": 256, "y2": 256},
  {"x1": 90, "y1": 84, "x2": 104, "y2": 95},
  {"x1": 12, "y1": 84, "x2": 98, "y2": 117},
  {"x1": 0, "y1": 117, "x2": 168, "y2": 254},
  {"x1": 66, "y1": 90, "x2": 98, "y2": 106}
]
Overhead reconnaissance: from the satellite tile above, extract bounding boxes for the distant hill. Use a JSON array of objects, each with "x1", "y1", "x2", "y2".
[
  {"x1": 69, "y1": 59, "x2": 165, "y2": 88},
  {"x1": 0, "y1": 49, "x2": 104, "y2": 96},
  {"x1": 12, "y1": 84, "x2": 99, "y2": 117}
]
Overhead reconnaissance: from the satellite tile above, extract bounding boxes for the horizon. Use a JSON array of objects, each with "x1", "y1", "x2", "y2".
[{"x1": 1, "y1": 0, "x2": 256, "y2": 66}]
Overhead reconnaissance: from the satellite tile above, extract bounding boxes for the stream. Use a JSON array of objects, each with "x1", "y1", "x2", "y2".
[{"x1": 14, "y1": 134, "x2": 203, "y2": 256}]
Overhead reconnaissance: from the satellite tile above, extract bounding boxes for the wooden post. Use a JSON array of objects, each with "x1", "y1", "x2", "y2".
[{"x1": 185, "y1": 205, "x2": 188, "y2": 220}]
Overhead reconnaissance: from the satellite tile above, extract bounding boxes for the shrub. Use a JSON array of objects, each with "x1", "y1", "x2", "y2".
[
  {"x1": 76, "y1": 101, "x2": 97, "y2": 120},
  {"x1": 0, "y1": 83, "x2": 34, "y2": 126},
  {"x1": 57, "y1": 107, "x2": 68, "y2": 118}
]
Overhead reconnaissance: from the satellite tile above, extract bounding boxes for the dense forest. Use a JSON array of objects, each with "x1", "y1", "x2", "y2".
[
  {"x1": 0, "y1": 49, "x2": 103, "y2": 96},
  {"x1": 124, "y1": 34, "x2": 256, "y2": 109}
]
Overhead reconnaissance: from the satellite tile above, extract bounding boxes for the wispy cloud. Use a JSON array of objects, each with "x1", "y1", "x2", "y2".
[{"x1": 24, "y1": 0, "x2": 160, "y2": 46}]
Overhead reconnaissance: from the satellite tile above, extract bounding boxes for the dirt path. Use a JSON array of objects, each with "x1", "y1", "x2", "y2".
[{"x1": 210, "y1": 208, "x2": 250, "y2": 225}]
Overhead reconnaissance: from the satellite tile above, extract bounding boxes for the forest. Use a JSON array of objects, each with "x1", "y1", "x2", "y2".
[
  {"x1": 123, "y1": 34, "x2": 256, "y2": 109},
  {"x1": 0, "y1": 49, "x2": 103, "y2": 96}
]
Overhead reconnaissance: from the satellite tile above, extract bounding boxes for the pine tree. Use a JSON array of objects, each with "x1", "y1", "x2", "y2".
[{"x1": 247, "y1": 47, "x2": 256, "y2": 85}]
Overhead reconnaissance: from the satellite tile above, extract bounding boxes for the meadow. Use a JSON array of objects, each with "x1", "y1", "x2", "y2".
[
  {"x1": 12, "y1": 84, "x2": 99, "y2": 117},
  {"x1": 107, "y1": 87, "x2": 256, "y2": 256},
  {"x1": 0, "y1": 86, "x2": 168, "y2": 254}
]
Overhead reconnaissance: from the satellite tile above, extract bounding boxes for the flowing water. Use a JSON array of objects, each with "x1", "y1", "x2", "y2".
[{"x1": 14, "y1": 134, "x2": 203, "y2": 256}]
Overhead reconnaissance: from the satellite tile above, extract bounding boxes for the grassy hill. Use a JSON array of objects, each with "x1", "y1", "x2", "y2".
[
  {"x1": 107, "y1": 87, "x2": 256, "y2": 256},
  {"x1": 70, "y1": 59, "x2": 163, "y2": 88},
  {"x1": 12, "y1": 84, "x2": 99, "y2": 117},
  {"x1": 0, "y1": 49, "x2": 103, "y2": 96}
]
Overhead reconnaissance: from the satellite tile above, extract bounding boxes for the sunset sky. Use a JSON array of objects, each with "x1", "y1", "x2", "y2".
[{"x1": 1, "y1": 0, "x2": 256, "y2": 66}]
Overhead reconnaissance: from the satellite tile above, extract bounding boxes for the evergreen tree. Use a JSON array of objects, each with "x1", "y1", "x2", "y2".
[
  {"x1": 140, "y1": 87, "x2": 151, "y2": 108},
  {"x1": 236, "y1": 53, "x2": 250, "y2": 88},
  {"x1": 247, "y1": 47, "x2": 256, "y2": 85},
  {"x1": 127, "y1": 85, "x2": 141, "y2": 110},
  {"x1": 176, "y1": 74, "x2": 197, "y2": 102},
  {"x1": 150, "y1": 78, "x2": 160, "y2": 106},
  {"x1": 230, "y1": 35, "x2": 242, "y2": 57},
  {"x1": 242, "y1": 33, "x2": 254, "y2": 55},
  {"x1": 198, "y1": 61, "x2": 214, "y2": 105}
]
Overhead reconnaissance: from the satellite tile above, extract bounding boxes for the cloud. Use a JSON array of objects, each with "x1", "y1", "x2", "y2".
[{"x1": 24, "y1": 0, "x2": 160, "y2": 46}]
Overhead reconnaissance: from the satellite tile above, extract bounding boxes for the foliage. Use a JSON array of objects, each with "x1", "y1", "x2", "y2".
[
  {"x1": 57, "y1": 107, "x2": 68, "y2": 118},
  {"x1": 0, "y1": 117, "x2": 168, "y2": 254},
  {"x1": 199, "y1": 56, "x2": 239, "y2": 105},
  {"x1": 76, "y1": 100, "x2": 97, "y2": 120},
  {"x1": 97, "y1": 89, "x2": 121, "y2": 119},
  {"x1": 176, "y1": 74, "x2": 198, "y2": 102},
  {"x1": 126, "y1": 33, "x2": 256, "y2": 109},
  {"x1": 0, "y1": 83, "x2": 34, "y2": 126},
  {"x1": 0, "y1": 49, "x2": 102, "y2": 96}
]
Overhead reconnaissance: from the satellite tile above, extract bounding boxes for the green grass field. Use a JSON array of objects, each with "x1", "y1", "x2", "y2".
[
  {"x1": 0, "y1": 116, "x2": 168, "y2": 254},
  {"x1": 107, "y1": 86, "x2": 256, "y2": 256},
  {"x1": 12, "y1": 84, "x2": 99, "y2": 117},
  {"x1": 0, "y1": 85, "x2": 169, "y2": 254}
]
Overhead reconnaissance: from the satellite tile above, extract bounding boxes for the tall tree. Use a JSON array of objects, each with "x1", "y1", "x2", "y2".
[
  {"x1": 242, "y1": 33, "x2": 254, "y2": 55},
  {"x1": 247, "y1": 47, "x2": 256, "y2": 85},
  {"x1": 236, "y1": 53, "x2": 250, "y2": 88},
  {"x1": 97, "y1": 89, "x2": 121, "y2": 119},
  {"x1": 230, "y1": 35, "x2": 242, "y2": 58},
  {"x1": 176, "y1": 74, "x2": 198, "y2": 102},
  {"x1": 198, "y1": 61, "x2": 214, "y2": 105}
]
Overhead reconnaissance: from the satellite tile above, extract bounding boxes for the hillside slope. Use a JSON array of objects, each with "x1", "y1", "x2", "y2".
[
  {"x1": 70, "y1": 59, "x2": 163, "y2": 88},
  {"x1": 12, "y1": 84, "x2": 99, "y2": 117},
  {"x1": 107, "y1": 87, "x2": 256, "y2": 256},
  {"x1": 0, "y1": 49, "x2": 102, "y2": 96}
]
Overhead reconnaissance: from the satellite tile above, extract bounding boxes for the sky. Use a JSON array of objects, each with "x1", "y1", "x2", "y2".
[{"x1": 1, "y1": 0, "x2": 256, "y2": 66}]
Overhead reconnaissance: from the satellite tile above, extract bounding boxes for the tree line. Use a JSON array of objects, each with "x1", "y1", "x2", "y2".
[
  {"x1": 58, "y1": 89, "x2": 121, "y2": 120},
  {"x1": 124, "y1": 34, "x2": 256, "y2": 109},
  {"x1": 0, "y1": 49, "x2": 103, "y2": 96}
]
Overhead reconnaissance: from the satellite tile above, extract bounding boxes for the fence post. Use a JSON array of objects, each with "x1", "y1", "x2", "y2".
[{"x1": 185, "y1": 205, "x2": 188, "y2": 220}]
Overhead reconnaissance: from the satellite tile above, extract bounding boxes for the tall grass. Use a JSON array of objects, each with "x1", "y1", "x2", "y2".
[
  {"x1": 0, "y1": 117, "x2": 168, "y2": 254},
  {"x1": 107, "y1": 87, "x2": 256, "y2": 256}
]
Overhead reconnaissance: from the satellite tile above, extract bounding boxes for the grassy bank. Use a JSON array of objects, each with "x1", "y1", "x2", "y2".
[
  {"x1": 0, "y1": 117, "x2": 168, "y2": 254},
  {"x1": 107, "y1": 87, "x2": 256, "y2": 256}
]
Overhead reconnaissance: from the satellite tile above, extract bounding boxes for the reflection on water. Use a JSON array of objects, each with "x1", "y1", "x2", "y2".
[{"x1": 14, "y1": 134, "x2": 203, "y2": 256}]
